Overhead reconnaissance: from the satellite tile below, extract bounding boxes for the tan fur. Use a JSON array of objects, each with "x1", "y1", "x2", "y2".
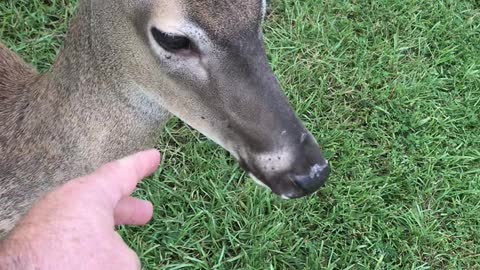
[{"x1": 151, "y1": 1, "x2": 185, "y2": 32}]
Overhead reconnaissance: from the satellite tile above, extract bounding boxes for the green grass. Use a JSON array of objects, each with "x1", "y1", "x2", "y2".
[{"x1": 1, "y1": 0, "x2": 480, "y2": 269}]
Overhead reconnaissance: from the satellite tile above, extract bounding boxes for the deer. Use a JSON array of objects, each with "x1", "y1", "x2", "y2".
[{"x1": 0, "y1": 0, "x2": 330, "y2": 238}]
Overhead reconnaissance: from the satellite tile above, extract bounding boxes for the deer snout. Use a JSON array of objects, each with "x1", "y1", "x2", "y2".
[
  {"x1": 245, "y1": 133, "x2": 330, "y2": 199},
  {"x1": 276, "y1": 134, "x2": 329, "y2": 198},
  {"x1": 284, "y1": 161, "x2": 329, "y2": 199}
]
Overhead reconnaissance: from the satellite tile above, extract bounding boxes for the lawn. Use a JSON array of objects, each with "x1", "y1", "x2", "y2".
[{"x1": 1, "y1": 0, "x2": 479, "y2": 269}]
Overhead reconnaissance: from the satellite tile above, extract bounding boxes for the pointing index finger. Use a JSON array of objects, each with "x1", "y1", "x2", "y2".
[{"x1": 90, "y1": 149, "x2": 161, "y2": 206}]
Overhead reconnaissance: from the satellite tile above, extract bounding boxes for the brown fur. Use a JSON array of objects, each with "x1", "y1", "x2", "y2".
[
  {"x1": 187, "y1": 0, "x2": 262, "y2": 41},
  {"x1": 0, "y1": 1, "x2": 171, "y2": 237},
  {"x1": 0, "y1": 44, "x2": 38, "y2": 123}
]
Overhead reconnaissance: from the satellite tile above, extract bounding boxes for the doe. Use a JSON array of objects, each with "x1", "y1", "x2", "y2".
[{"x1": 0, "y1": 0, "x2": 329, "y2": 238}]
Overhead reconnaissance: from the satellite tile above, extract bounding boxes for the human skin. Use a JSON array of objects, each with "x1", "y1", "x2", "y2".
[{"x1": 0, "y1": 149, "x2": 161, "y2": 270}]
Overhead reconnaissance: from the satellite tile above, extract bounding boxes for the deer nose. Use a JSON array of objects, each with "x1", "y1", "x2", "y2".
[
  {"x1": 288, "y1": 161, "x2": 329, "y2": 195},
  {"x1": 282, "y1": 133, "x2": 330, "y2": 198},
  {"x1": 241, "y1": 132, "x2": 330, "y2": 199}
]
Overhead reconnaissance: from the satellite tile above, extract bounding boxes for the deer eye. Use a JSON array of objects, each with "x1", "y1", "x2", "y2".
[{"x1": 150, "y1": 27, "x2": 191, "y2": 52}]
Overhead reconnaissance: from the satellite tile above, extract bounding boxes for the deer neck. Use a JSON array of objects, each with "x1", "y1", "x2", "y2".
[{"x1": 25, "y1": 0, "x2": 170, "y2": 166}]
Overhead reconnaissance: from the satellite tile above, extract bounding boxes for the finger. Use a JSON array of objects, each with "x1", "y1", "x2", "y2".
[
  {"x1": 113, "y1": 232, "x2": 142, "y2": 270},
  {"x1": 89, "y1": 149, "x2": 160, "y2": 205},
  {"x1": 114, "y1": 196, "x2": 153, "y2": 226},
  {"x1": 125, "y1": 248, "x2": 142, "y2": 270},
  {"x1": 123, "y1": 246, "x2": 142, "y2": 270}
]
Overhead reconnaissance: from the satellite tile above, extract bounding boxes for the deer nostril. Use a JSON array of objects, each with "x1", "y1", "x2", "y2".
[
  {"x1": 289, "y1": 162, "x2": 330, "y2": 194},
  {"x1": 309, "y1": 162, "x2": 328, "y2": 179}
]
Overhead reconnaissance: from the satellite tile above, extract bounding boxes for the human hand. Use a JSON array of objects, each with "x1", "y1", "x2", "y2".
[{"x1": 0, "y1": 149, "x2": 160, "y2": 270}]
